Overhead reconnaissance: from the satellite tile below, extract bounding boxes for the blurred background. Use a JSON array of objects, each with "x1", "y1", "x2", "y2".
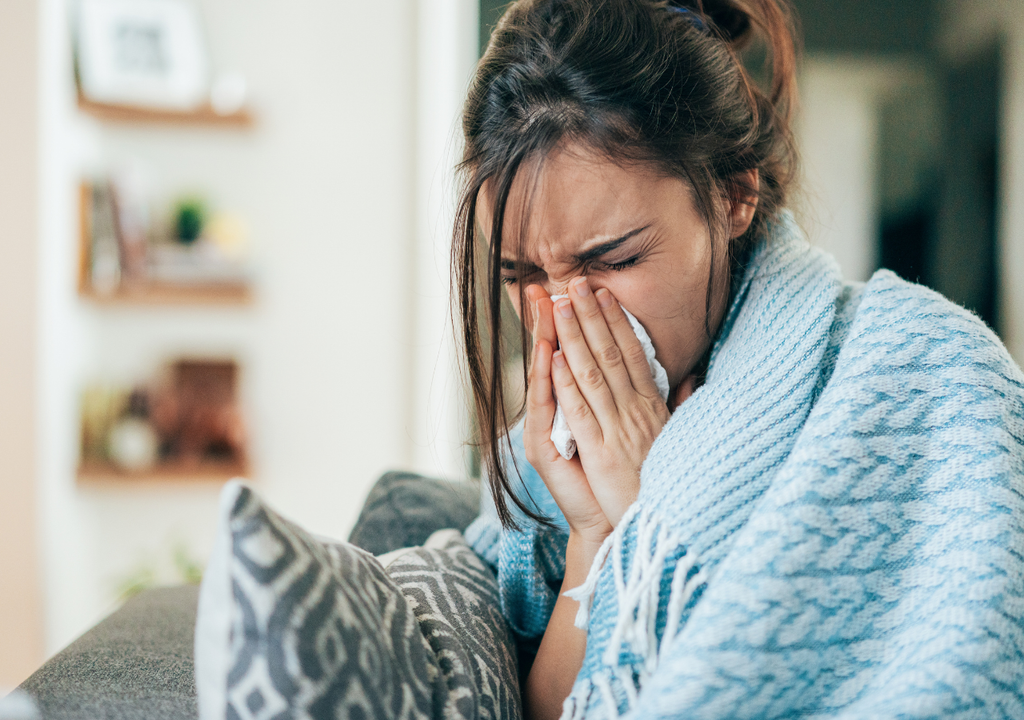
[{"x1": 1, "y1": 0, "x2": 1021, "y2": 688}]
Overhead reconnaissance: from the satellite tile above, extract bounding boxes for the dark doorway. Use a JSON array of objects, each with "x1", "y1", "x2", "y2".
[
  {"x1": 878, "y1": 43, "x2": 1002, "y2": 332},
  {"x1": 930, "y1": 44, "x2": 1002, "y2": 330}
]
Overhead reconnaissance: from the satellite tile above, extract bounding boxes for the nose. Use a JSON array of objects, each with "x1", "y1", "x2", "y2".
[
  {"x1": 517, "y1": 277, "x2": 578, "y2": 330},
  {"x1": 544, "y1": 282, "x2": 569, "y2": 298},
  {"x1": 540, "y1": 274, "x2": 581, "y2": 298}
]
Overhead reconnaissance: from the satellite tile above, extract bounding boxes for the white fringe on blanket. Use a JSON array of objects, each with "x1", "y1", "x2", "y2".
[
  {"x1": 560, "y1": 668, "x2": 645, "y2": 720},
  {"x1": 561, "y1": 506, "x2": 707, "y2": 719}
]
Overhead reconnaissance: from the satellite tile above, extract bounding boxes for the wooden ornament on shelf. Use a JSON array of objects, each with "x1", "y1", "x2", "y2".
[
  {"x1": 77, "y1": 180, "x2": 253, "y2": 307},
  {"x1": 78, "y1": 359, "x2": 250, "y2": 485},
  {"x1": 72, "y1": 3, "x2": 256, "y2": 486}
]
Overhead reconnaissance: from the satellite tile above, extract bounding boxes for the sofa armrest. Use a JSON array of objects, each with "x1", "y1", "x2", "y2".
[
  {"x1": 18, "y1": 472, "x2": 481, "y2": 719},
  {"x1": 19, "y1": 586, "x2": 199, "y2": 720}
]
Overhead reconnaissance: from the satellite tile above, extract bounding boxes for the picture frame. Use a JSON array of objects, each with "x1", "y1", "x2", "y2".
[{"x1": 76, "y1": 0, "x2": 209, "y2": 110}]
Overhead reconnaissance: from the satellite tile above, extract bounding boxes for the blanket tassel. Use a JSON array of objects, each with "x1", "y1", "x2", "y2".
[
  {"x1": 563, "y1": 505, "x2": 637, "y2": 629},
  {"x1": 560, "y1": 507, "x2": 706, "y2": 720}
]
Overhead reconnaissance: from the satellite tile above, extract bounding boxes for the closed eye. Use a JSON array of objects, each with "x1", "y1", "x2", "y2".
[
  {"x1": 500, "y1": 268, "x2": 544, "y2": 286},
  {"x1": 500, "y1": 258, "x2": 541, "y2": 286},
  {"x1": 599, "y1": 256, "x2": 640, "y2": 271}
]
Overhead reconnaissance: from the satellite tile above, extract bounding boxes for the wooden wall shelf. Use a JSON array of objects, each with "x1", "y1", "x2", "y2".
[
  {"x1": 80, "y1": 282, "x2": 253, "y2": 306},
  {"x1": 77, "y1": 460, "x2": 249, "y2": 485},
  {"x1": 77, "y1": 93, "x2": 254, "y2": 128}
]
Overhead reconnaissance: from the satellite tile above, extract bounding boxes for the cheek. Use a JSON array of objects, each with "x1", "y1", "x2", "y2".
[
  {"x1": 612, "y1": 268, "x2": 716, "y2": 383},
  {"x1": 613, "y1": 267, "x2": 705, "y2": 323},
  {"x1": 632, "y1": 238, "x2": 718, "y2": 322}
]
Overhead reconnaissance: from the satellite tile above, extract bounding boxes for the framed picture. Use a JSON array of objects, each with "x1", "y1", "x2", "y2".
[{"x1": 76, "y1": 0, "x2": 209, "y2": 110}]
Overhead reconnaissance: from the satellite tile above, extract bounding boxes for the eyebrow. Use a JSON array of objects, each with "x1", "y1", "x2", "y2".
[
  {"x1": 499, "y1": 224, "x2": 651, "y2": 271},
  {"x1": 573, "y1": 225, "x2": 651, "y2": 264}
]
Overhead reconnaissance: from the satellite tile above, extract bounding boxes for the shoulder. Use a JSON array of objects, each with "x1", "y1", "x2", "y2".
[
  {"x1": 846, "y1": 269, "x2": 1011, "y2": 358},
  {"x1": 795, "y1": 270, "x2": 1024, "y2": 491},
  {"x1": 825, "y1": 268, "x2": 1024, "y2": 407}
]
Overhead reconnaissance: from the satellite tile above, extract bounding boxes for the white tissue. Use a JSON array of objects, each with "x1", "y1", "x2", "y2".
[{"x1": 549, "y1": 295, "x2": 669, "y2": 460}]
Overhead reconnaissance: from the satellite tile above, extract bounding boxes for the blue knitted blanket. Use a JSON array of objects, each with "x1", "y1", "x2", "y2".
[{"x1": 466, "y1": 216, "x2": 1024, "y2": 719}]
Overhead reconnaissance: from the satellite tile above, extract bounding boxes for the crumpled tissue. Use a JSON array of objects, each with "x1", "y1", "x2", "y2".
[{"x1": 549, "y1": 295, "x2": 669, "y2": 459}]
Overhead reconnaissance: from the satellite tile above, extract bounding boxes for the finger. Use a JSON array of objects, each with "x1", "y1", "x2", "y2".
[
  {"x1": 551, "y1": 297, "x2": 619, "y2": 426},
  {"x1": 526, "y1": 285, "x2": 556, "y2": 377},
  {"x1": 568, "y1": 277, "x2": 635, "y2": 404},
  {"x1": 524, "y1": 284, "x2": 545, "y2": 337},
  {"x1": 523, "y1": 339, "x2": 563, "y2": 464},
  {"x1": 550, "y1": 348, "x2": 603, "y2": 446},
  {"x1": 528, "y1": 284, "x2": 557, "y2": 349},
  {"x1": 594, "y1": 287, "x2": 662, "y2": 399},
  {"x1": 672, "y1": 374, "x2": 698, "y2": 408}
]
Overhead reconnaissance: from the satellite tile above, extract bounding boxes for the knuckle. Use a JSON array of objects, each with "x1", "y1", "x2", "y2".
[
  {"x1": 579, "y1": 365, "x2": 605, "y2": 389},
  {"x1": 525, "y1": 375, "x2": 543, "y2": 398},
  {"x1": 555, "y1": 367, "x2": 577, "y2": 388},
  {"x1": 597, "y1": 344, "x2": 622, "y2": 366},
  {"x1": 623, "y1": 342, "x2": 648, "y2": 367},
  {"x1": 527, "y1": 391, "x2": 545, "y2": 411},
  {"x1": 656, "y1": 397, "x2": 671, "y2": 422},
  {"x1": 525, "y1": 447, "x2": 547, "y2": 470},
  {"x1": 568, "y1": 399, "x2": 591, "y2": 420},
  {"x1": 524, "y1": 443, "x2": 540, "y2": 466},
  {"x1": 580, "y1": 302, "x2": 602, "y2": 321},
  {"x1": 527, "y1": 356, "x2": 541, "y2": 382},
  {"x1": 559, "y1": 316, "x2": 582, "y2": 338}
]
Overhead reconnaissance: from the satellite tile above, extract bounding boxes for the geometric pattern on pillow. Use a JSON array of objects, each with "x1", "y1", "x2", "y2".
[
  {"x1": 346, "y1": 470, "x2": 480, "y2": 555},
  {"x1": 224, "y1": 485, "x2": 438, "y2": 720},
  {"x1": 195, "y1": 482, "x2": 521, "y2": 720},
  {"x1": 385, "y1": 530, "x2": 522, "y2": 720}
]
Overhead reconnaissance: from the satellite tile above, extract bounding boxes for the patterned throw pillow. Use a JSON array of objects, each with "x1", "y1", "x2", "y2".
[
  {"x1": 195, "y1": 481, "x2": 521, "y2": 720},
  {"x1": 382, "y1": 530, "x2": 522, "y2": 719}
]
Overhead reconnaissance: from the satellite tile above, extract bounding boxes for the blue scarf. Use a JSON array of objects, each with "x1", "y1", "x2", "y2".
[{"x1": 467, "y1": 215, "x2": 1024, "y2": 718}]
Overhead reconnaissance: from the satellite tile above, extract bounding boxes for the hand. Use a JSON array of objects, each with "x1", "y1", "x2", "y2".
[
  {"x1": 523, "y1": 285, "x2": 613, "y2": 543},
  {"x1": 545, "y1": 277, "x2": 671, "y2": 527}
]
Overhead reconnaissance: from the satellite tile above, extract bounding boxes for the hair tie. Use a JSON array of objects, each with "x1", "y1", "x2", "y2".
[{"x1": 667, "y1": 4, "x2": 707, "y2": 32}]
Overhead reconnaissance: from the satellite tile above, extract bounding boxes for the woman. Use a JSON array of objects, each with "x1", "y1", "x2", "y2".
[{"x1": 455, "y1": 1, "x2": 1024, "y2": 719}]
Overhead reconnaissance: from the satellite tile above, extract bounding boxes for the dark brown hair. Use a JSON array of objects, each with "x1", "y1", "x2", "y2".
[{"x1": 452, "y1": 0, "x2": 800, "y2": 529}]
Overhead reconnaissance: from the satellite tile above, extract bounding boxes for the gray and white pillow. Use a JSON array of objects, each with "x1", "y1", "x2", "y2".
[{"x1": 195, "y1": 481, "x2": 521, "y2": 720}]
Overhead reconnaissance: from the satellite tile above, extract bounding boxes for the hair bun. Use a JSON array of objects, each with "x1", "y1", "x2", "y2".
[{"x1": 670, "y1": 0, "x2": 752, "y2": 45}]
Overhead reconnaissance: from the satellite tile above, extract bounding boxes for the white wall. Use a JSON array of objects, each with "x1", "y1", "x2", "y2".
[
  {"x1": 799, "y1": 59, "x2": 880, "y2": 282},
  {"x1": 0, "y1": 0, "x2": 45, "y2": 687},
  {"x1": 799, "y1": 58, "x2": 934, "y2": 283},
  {"x1": 35, "y1": 0, "x2": 476, "y2": 655},
  {"x1": 410, "y1": 0, "x2": 479, "y2": 480}
]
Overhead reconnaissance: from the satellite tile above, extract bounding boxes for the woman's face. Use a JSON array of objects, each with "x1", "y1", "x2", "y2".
[{"x1": 479, "y1": 143, "x2": 755, "y2": 396}]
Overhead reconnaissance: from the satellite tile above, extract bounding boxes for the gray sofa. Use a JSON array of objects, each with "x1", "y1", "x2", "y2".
[{"x1": 18, "y1": 472, "x2": 481, "y2": 720}]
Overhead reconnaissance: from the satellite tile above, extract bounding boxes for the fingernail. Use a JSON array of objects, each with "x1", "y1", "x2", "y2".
[
  {"x1": 596, "y1": 288, "x2": 613, "y2": 308},
  {"x1": 557, "y1": 299, "x2": 573, "y2": 319},
  {"x1": 552, "y1": 351, "x2": 567, "y2": 368},
  {"x1": 573, "y1": 277, "x2": 590, "y2": 296}
]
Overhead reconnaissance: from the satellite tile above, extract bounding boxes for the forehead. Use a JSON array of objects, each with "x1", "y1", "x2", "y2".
[{"x1": 479, "y1": 145, "x2": 671, "y2": 261}]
